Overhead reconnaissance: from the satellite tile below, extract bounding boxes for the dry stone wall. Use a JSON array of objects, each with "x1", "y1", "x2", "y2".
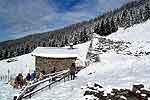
[{"x1": 35, "y1": 56, "x2": 76, "y2": 74}]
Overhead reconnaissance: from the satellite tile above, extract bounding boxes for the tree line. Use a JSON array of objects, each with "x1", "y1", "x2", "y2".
[
  {"x1": 94, "y1": 0, "x2": 150, "y2": 36},
  {"x1": 0, "y1": 0, "x2": 150, "y2": 60},
  {"x1": 0, "y1": 28, "x2": 91, "y2": 60}
]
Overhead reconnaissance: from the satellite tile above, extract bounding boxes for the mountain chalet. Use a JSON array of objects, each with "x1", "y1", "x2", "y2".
[{"x1": 32, "y1": 47, "x2": 79, "y2": 74}]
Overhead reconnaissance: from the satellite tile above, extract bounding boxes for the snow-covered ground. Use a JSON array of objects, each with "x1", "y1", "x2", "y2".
[
  {"x1": 107, "y1": 20, "x2": 150, "y2": 42},
  {"x1": 0, "y1": 54, "x2": 35, "y2": 100},
  {"x1": 29, "y1": 52, "x2": 150, "y2": 100},
  {"x1": 30, "y1": 20, "x2": 150, "y2": 100},
  {"x1": 0, "y1": 41, "x2": 90, "y2": 100},
  {"x1": 0, "y1": 54, "x2": 35, "y2": 77},
  {"x1": 0, "y1": 81, "x2": 19, "y2": 100},
  {"x1": 1, "y1": 20, "x2": 150, "y2": 100},
  {"x1": 0, "y1": 41, "x2": 90, "y2": 77}
]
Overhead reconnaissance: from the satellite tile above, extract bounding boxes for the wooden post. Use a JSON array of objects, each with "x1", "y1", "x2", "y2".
[
  {"x1": 8, "y1": 69, "x2": 10, "y2": 83},
  {"x1": 68, "y1": 72, "x2": 70, "y2": 81},
  {"x1": 64, "y1": 76, "x2": 65, "y2": 82},
  {"x1": 49, "y1": 79, "x2": 51, "y2": 88},
  {"x1": 29, "y1": 94, "x2": 31, "y2": 98}
]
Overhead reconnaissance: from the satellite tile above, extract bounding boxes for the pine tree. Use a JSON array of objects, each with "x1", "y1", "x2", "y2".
[
  {"x1": 73, "y1": 33, "x2": 79, "y2": 45},
  {"x1": 135, "y1": 9, "x2": 143, "y2": 24},
  {"x1": 143, "y1": 4, "x2": 150, "y2": 21},
  {"x1": 125, "y1": 10, "x2": 132, "y2": 28},
  {"x1": 25, "y1": 45, "x2": 30, "y2": 54},
  {"x1": 0, "y1": 50, "x2": 2, "y2": 60},
  {"x1": 104, "y1": 18, "x2": 111, "y2": 36},
  {"x1": 110, "y1": 17, "x2": 118, "y2": 33},
  {"x1": 64, "y1": 36, "x2": 69, "y2": 46},
  {"x1": 120, "y1": 9, "x2": 128, "y2": 27},
  {"x1": 99, "y1": 20, "x2": 105, "y2": 36},
  {"x1": 42, "y1": 42, "x2": 46, "y2": 47},
  {"x1": 9, "y1": 50, "x2": 14, "y2": 58},
  {"x1": 21, "y1": 47, "x2": 25, "y2": 55},
  {"x1": 82, "y1": 28, "x2": 89, "y2": 42},
  {"x1": 116, "y1": 16, "x2": 121, "y2": 27},
  {"x1": 4, "y1": 49, "x2": 8, "y2": 59},
  {"x1": 129, "y1": 9, "x2": 134, "y2": 26},
  {"x1": 94, "y1": 23, "x2": 100, "y2": 34},
  {"x1": 80, "y1": 30, "x2": 84, "y2": 42}
]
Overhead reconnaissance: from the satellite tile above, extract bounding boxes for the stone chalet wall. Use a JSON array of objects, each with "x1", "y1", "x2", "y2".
[{"x1": 35, "y1": 56, "x2": 77, "y2": 74}]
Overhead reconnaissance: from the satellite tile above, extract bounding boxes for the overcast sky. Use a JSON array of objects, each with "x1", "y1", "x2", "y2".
[{"x1": 0, "y1": 0, "x2": 134, "y2": 41}]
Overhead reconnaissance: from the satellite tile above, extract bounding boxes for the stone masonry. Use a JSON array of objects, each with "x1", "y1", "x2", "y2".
[{"x1": 35, "y1": 56, "x2": 77, "y2": 74}]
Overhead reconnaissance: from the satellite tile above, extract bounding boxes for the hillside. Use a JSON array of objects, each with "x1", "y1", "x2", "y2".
[
  {"x1": 1, "y1": 0, "x2": 150, "y2": 100},
  {"x1": 1, "y1": 18, "x2": 150, "y2": 100},
  {"x1": 108, "y1": 20, "x2": 150, "y2": 42},
  {"x1": 1, "y1": 0, "x2": 150, "y2": 61},
  {"x1": 0, "y1": 41, "x2": 91, "y2": 75},
  {"x1": 0, "y1": 41, "x2": 90, "y2": 100},
  {"x1": 28, "y1": 19, "x2": 150, "y2": 100}
]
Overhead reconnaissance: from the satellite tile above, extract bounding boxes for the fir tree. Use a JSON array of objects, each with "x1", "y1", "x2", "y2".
[
  {"x1": 0, "y1": 50, "x2": 2, "y2": 60},
  {"x1": 110, "y1": 17, "x2": 118, "y2": 33},
  {"x1": 21, "y1": 47, "x2": 25, "y2": 55},
  {"x1": 104, "y1": 18, "x2": 111, "y2": 36},
  {"x1": 120, "y1": 9, "x2": 128, "y2": 27},
  {"x1": 94, "y1": 23, "x2": 100, "y2": 34},
  {"x1": 116, "y1": 16, "x2": 121, "y2": 27},
  {"x1": 135, "y1": 9, "x2": 143, "y2": 24},
  {"x1": 143, "y1": 4, "x2": 150, "y2": 21},
  {"x1": 4, "y1": 49, "x2": 8, "y2": 59},
  {"x1": 99, "y1": 20, "x2": 105, "y2": 36}
]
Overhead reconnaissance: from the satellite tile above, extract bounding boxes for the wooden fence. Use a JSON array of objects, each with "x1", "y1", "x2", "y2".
[{"x1": 15, "y1": 70, "x2": 70, "y2": 100}]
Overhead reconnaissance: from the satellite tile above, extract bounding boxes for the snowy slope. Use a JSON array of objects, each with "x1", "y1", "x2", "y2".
[
  {"x1": 0, "y1": 41, "x2": 90, "y2": 100},
  {"x1": 0, "y1": 54, "x2": 35, "y2": 77},
  {"x1": 30, "y1": 52, "x2": 150, "y2": 100},
  {"x1": 1, "y1": 20, "x2": 150, "y2": 100},
  {"x1": 29, "y1": 20, "x2": 150, "y2": 100},
  {"x1": 0, "y1": 81, "x2": 19, "y2": 100},
  {"x1": 0, "y1": 41, "x2": 90, "y2": 77},
  {"x1": 107, "y1": 20, "x2": 150, "y2": 42},
  {"x1": 29, "y1": 53, "x2": 150, "y2": 100}
]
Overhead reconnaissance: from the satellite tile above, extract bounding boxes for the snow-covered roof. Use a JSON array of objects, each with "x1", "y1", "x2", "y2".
[{"x1": 32, "y1": 47, "x2": 79, "y2": 58}]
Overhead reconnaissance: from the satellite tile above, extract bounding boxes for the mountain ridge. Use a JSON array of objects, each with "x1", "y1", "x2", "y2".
[{"x1": 0, "y1": 0, "x2": 149, "y2": 61}]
